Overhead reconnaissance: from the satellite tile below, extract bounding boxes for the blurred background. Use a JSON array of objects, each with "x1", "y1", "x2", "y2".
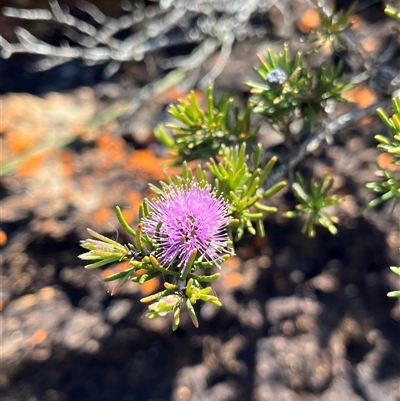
[{"x1": 1, "y1": 1, "x2": 399, "y2": 400}]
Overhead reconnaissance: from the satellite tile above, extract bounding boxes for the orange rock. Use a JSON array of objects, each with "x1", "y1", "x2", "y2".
[
  {"x1": 298, "y1": 8, "x2": 320, "y2": 33},
  {"x1": 32, "y1": 329, "x2": 48, "y2": 345},
  {"x1": 377, "y1": 152, "x2": 400, "y2": 171},
  {"x1": 7, "y1": 129, "x2": 37, "y2": 154},
  {"x1": 61, "y1": 150, "x2": 74, "y2": 179},
  {"x1": 16, "y1": 155, "x2": 44, "y2": 176},
  {"x1": 121, "y1": 208, "x2": 135, "y2": 225},
  {"x1": 224, "y1": 272, "x2": 243, "y2": 287},
  {"x1": 342, "y1": 85, "x2": 376, "y2": 108},
  {"x1": 134, "y1": 268, "x2": 147, "y2": 277},
  {"x1": 101, "y1": 261, "x2": 130, "y2": 279},
  {"x1": 92, "y1": 208, "x2": 113, "y2": 224},
  {"x1": 140, "y1": 277, "x2": 160, "y2": 295},
  {"x1": 349, "y1": 15, "x2": 362, "y2": 31},
  {"x1": 222, "y1": 255, "x2": 241, "y2": 270},
  {"x1": 0, "y1": 230, "x2": 8, "y2": 246},
  {"x1": 360, "y1": 116, "x2": 374, "y2": 126},
  {"x1": 161, "y1": 86, "x2": 186, "y2": 103},
  {"x1": 362, "y1": 37, "x2": 379, "y2": 53},
  {"x1": 127, "y1": 190, "x2": 142, "y2": 211},
  {"x1": 128, "y1": 149, "x2": 166, "y2": 180}
]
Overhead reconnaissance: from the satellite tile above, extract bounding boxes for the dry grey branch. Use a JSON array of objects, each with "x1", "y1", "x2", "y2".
[
  {"x1": 0, "y1": 0, "x2": 273, "y2": 75},
  {"x1": 266, "y1": 99, "x2": 392, "y2": 189}
]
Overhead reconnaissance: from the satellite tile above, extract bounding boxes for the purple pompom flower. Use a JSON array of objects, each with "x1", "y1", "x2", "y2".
[{"x1": 142, "y1": 182, "x2": 231, "y2": 272}]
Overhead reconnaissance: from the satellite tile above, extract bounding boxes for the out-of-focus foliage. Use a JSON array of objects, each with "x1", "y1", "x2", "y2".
[
  {"x1": 246, "y1": 44, "x2": 353, "y2": 146},
  {"x1": 285, "y1": 173, "x2": 342, "y2": 237},
  {"x1": 367, "y1": 97, "x2": 400, "y2": 209},
  {"x1": 309, "y1": 4, "x2": 356, "y2": 51},
  {"x1": 385, "y1": 4, "x2": 400, "y2": 34},
  {"x1": 155, "y1": 86, "x2": 258, "y2": 163},
  {"x1": 208, "y1": 143, "x2": 286, "y2": 240},
  {"x1": 387, "y1": 265, "x2": 400, "y2": 298}
]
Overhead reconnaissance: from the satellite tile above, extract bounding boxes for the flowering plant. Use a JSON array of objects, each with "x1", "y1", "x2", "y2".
[
  {"x1": 77, "y1": 3, "x2": 400, "y2": 329},
  {"x1": 79, "y1": 153, "x2": 282, "y2": 329},
  {"x1": 80, "y1": 171, "x2": 232, "y2": 329}
]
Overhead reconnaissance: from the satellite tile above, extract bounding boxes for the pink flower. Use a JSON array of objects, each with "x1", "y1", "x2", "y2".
[{"x1": 142, "y1": 182, "x2": 231, "y2": 271}]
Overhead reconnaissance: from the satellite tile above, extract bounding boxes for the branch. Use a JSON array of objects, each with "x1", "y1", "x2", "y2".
[
  {"x1": 266, "y1": 99, "x2": 392, "y2": 187},
  {"x1": 0, "y1": 0, "x2": 271, "y2": 73}
]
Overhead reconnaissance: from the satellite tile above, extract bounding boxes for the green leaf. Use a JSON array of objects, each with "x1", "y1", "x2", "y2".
[
  {"x1": 185, "y1": 297, "x2": 199, "y2": 328},
  {"x1": 83, "y1": 256, "x2": 122, "y2": 270},
  {"x1": 390, "y1": 266, "x2": 400, "y2": 276},
  {"x1": 287, "y1": 173, "x2": 341, "y2": 237}
]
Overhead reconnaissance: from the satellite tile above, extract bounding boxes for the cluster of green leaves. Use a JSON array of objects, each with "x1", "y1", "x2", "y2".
[
  {"x1": 285, "y1": 173, "x2": 342, "y2": 237},
  {"x1": 309, "y1": 5, "x2": 356, "y2": 51},
  {"x1": 366, "y1": 169, "x2": 400, "y2": 209},
  {"x1": 145, "y1": 278, "x2": 221, "y2": 331},
  {"x1": 366, "y1": 97, "x2": 400, "y2": 209},
  {"x1": 376, "y1": 97, "x2": 400, "y2": 164},
  {"x1": 366, "y1": 96, "x2": 400, "y2": 299},
  {"x1": 385, "y1": 4, "x2": 400, "y2": 19},
  {"x1": 381, "y1": 2, "x2": 400, "y2": 300},
  {"x1": 208, "y1": 143, "x2": 286, "y2": 240},
  {"x1": 246, "y1": 43, "x2": 352, "y2": 145},
  {"x1": 155, "y1": 85, "x2": 257, "y2": 163},
  {"x1": 385, "y1": 4, "x2": 400, "y2": 33}
]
